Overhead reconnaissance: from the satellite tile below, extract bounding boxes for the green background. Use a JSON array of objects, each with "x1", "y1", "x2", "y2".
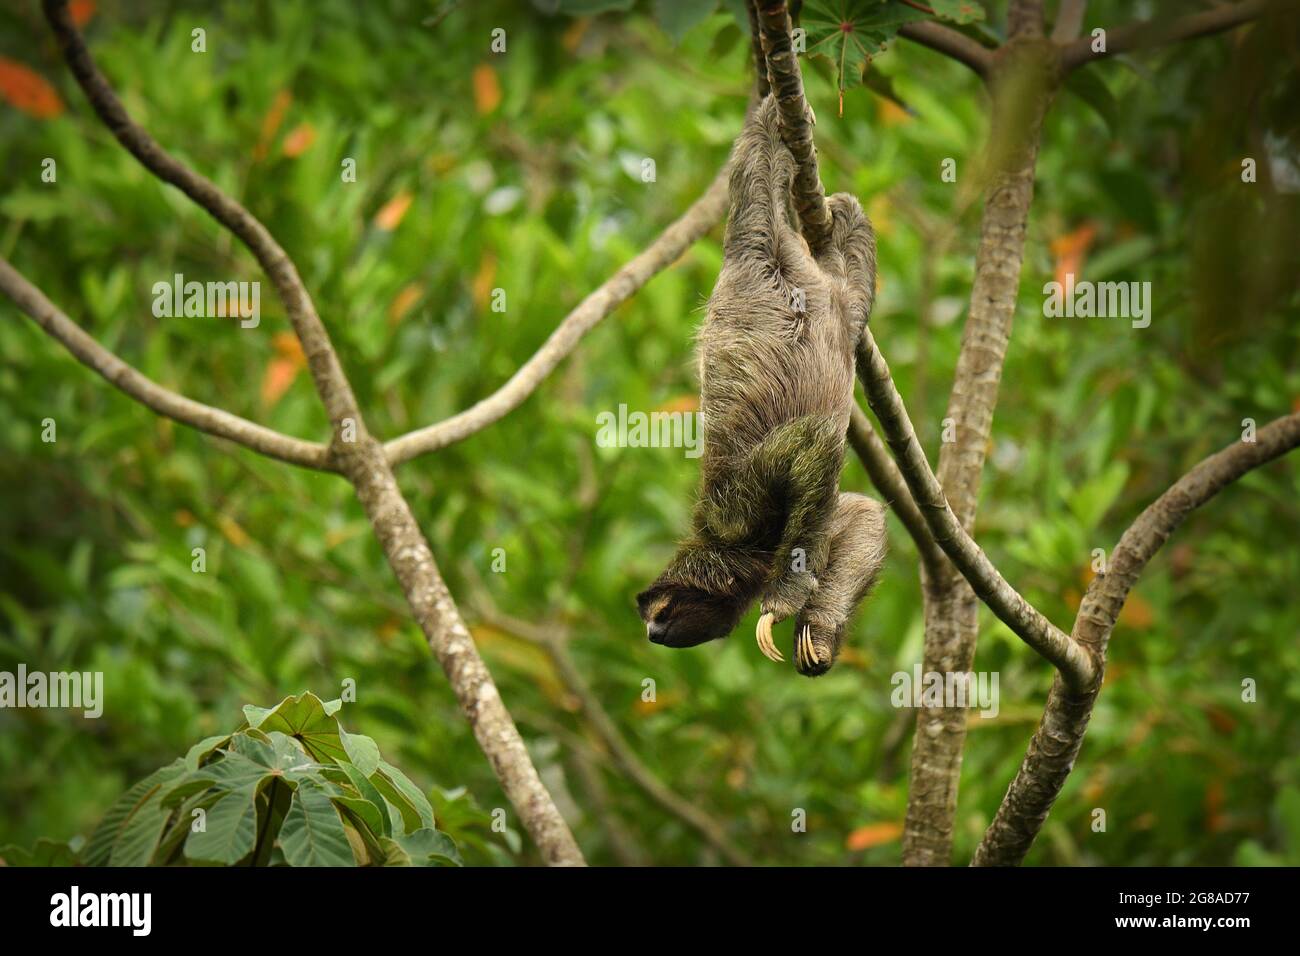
[{"x1": 1, "y1": 0, "x2": 1298, "y2": 865}]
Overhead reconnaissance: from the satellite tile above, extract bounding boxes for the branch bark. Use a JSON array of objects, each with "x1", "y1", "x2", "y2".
[
  {"x1": 902, "y1": 0, "x2": 1056, "y2": 866},
  {"x1": 1060, "y1": 0, "x2": 1270, "y2": 72},
  {"x1": 847, "y1": 404, "x2": 945, "y2": 577},
  {"x1": 746, "y1": 0, "x2": 772, "y2": 99},
  {"x1": 755, "y1": 0, "x2": 834, "y2": 253},
  {"x1": 41, "y1": 0, "x2": 584, "y2": 865},
  {"x1": 856, "y1": 327, "x2": 1093, "y2": 686},
  {"x1": 383, "y1": 169, "x2": 728, "y2": 466},
  {"x1": 897, "y1": 21, "x2": 994, "y2": 78},
  {"x1": 0, "y1": 259, "x2": 333, "y2": 471},
  {"x1": 973, "y1": 411, "x2": 1300, "y2": 866}
]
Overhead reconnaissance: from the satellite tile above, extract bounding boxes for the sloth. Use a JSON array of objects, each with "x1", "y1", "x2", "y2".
[{"x1": 637, "y1": 94, "x2": 886, "y2": 677}]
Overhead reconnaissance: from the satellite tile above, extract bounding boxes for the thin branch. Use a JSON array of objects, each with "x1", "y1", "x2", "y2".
[
  {"x1": 754, "y1": 0, "x2": 834, "y2": 253},
  {"x1": 383, "y1": 168, "x2": 729, "y2": 466},
  {"x1": 856, "y1": 327, "x2": 1096, "y2": 689},
  {"x1": 1050, "y1": 0, "x2": 1087, "y2": 42},
  {"x1": 476, "y1": 604, "x2": 753, "y2": 867},
  {"x1": 847, "y1": 404, "x2": 945, "y2": 576},
  {"x1": 745, "y1": 0, "x2": 772, "y2": 99},
  {"x1": 973, "y1": 410, "x2": 1300, "y2": 866},
  {"x1": 1060, "y1": 0, "x2": 1270, "y2": 73},
  {"x1": 0, "y1": 258, "x2": 334, "y2": 471},
  {"x1": 42, "y1": 0, "x2": 585, "y2": 866},
  {"x1": 897, "y1": 21, "x2": 994, "y2": 78},
  {"x1": 42, "y1": 0, "x2": 360, "y2": 427}
]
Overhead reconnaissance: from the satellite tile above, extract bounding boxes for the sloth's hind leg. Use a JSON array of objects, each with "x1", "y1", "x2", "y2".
[
  {"x1": 817, "y1": 193, "x2": 878, "y2": 340},
  {"x1": 792, "y1": 492, "x2": 887, "y2": 677}
]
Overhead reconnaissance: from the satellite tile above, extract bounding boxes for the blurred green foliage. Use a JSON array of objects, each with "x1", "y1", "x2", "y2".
[{"x1": 0, "y1": 0, "x2": 1297, "y2": 866}]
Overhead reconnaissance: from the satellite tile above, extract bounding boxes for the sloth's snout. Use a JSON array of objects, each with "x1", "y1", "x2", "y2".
[{"x1": 646, "y1": 620, "x2": 670, "y2": 644}]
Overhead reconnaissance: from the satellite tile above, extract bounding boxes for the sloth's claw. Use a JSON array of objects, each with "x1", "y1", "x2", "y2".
[
  {"x1": 756, "y1": 612, "x2": 783, "y2": 662},
  {"x1": 796, "y1": 625, "x2": 819, "y2": 669}
]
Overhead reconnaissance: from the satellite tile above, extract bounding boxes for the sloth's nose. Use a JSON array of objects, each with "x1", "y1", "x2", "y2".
[{"x1": 646, "y1": 620, "x2": 669, "y2": 644}]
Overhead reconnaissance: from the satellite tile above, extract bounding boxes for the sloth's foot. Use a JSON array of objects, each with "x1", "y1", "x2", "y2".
[{"x1": 792, "y1": 616, "x2": 843, "y2": 678}]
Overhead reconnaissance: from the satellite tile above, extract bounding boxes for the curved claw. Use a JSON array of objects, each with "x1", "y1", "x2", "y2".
[
  {"x1": 796, "y1": 625, "x2": 816, "y2": 670},
  {"x1": 756, "y1": 612, "x2": 783, "y2": 662}
]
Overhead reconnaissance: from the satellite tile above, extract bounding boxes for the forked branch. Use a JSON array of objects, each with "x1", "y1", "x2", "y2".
[
  {"x1": 974, "y1": 411, "x2": 1300, "y2": 866},
  {"x1": 0, "y1": 259, "x2": 333, "y2": 471},
  {"x1": 1059, "y1": 0, "x2": 1271, "y2": 72},
  {"x1": 38, "y1": 0, "x2": 585, "y2": 866}
]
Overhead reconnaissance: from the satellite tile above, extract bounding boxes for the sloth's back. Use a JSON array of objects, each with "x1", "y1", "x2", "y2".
[{"x1": 695, "y1": 257, "x2": 855, "y2": 471}]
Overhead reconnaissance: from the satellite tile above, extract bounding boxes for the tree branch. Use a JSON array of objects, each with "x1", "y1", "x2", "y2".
[
  {"x1": 1050, "y1": 0, "x2": 1087, "y2": 42},
  {"x1": 42, "y1": 0, "x2": 585, "y2": 866},
  {"x1": 746, "y1": 0, "x2": 772, "y2": 99},
  {"x1": 0, "y1": 258, "x2": 334, "y2": 471},
  {"x1": 897, "y1": 21, "x2": 994, "y2": 78},
  {"x1": 902, "y1": 0, "x2": 1054, "y2": 866},
  {"x1": 383, "y1": 168, "x2": 729, "y2": 466},
  {"x1": 754, "y1": 0, "x2": 834, "y2": 253},
  {"x1": 973, "y1": 411, "x2": 1300, "y2": 866},
  {"x1": 1060, "y1": 0, "x2": 1271, "y2": 73},
  {"x1": 856, "y1": 327, "x2": 1095, "y2": 688},
  {"x1": 847, "y1": 404, "x2": 945, "y2": 576}
]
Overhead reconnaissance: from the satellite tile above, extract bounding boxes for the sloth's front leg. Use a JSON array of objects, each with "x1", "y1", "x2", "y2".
[{"x1": 750, "y1": 415, "x2": 845, "y2": 662}]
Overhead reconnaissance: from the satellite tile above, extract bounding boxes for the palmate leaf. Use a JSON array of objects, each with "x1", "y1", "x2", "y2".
[
  {"x1": 803, "y1": 0, "x2": 928, "y2": 92},
  {"x1": 243, "y1": 692, "x2": 348, "y2": 763},
  {"x1": 802, "y1": 0, "x2": 985, "y2": 94},
  {"x1": 279, "y1": 780, "x2": 356, "y2": 866}
]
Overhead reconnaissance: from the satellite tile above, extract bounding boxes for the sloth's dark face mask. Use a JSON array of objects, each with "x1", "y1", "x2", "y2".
[{"x1": 637, "y1": 583, "x2": 743, "y2": 648}]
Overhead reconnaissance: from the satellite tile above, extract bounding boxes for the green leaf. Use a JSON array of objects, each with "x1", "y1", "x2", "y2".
[
  {"x1": 803, "y1": 0, "x2": 929, "y2": 92},
  {"x1": 340, "y1": 729, "x2": 381, "y2": 776},
  {"x1": 84, "y1": 760, "x2": 186, "y2": 867},
  {"x1": 184, "y1": 786, "x2": 262, "y2": 865},
  {"x1": 242, "y1": 693, "x2": 347, "y2": 763},
  {"x1": 330, "y1": 762, "x2": 393, "y2": 837},
  {"x1": 279, "y1": 781, "x2": 356, "y2": 866},
  {"x1": 332, "y1": 795, "x2": 387, "y2": 838},
  {"x1": 152, "y1": 790, "x2": 225, "y2": 865},
  {"x1": 371, "y1": 760, "x2": 435, "y2": 833},
  {"x1": 184, "y1": 733, "x2": 233, "y2": 771},
  {"x1": 396, "y1": 827, "x2": 463, "y2": 867}
]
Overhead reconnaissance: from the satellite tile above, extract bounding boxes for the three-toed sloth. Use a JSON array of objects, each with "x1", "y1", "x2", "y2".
[{"x1": 637, "y1": 95, "x2": 887, "y2": 677}]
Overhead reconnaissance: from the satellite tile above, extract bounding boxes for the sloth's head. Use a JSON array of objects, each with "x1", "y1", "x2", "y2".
[{"x1": 637, "y1": 581, "x2": 744, "y2": 648}]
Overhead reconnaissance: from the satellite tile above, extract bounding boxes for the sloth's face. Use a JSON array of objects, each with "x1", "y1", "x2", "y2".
[{"x1": 637, "y1": 583, "x2": 742, "y2": 648}]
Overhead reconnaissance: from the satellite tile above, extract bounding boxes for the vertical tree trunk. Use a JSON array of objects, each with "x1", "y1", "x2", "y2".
[{"x1": 902, "y1": 6, "x2": 1056, "y2": 864}]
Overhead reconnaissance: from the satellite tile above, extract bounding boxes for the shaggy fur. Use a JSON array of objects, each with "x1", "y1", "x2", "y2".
[{"x1": 637, "y1": 96, "x2": 887, "y2": 677}]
